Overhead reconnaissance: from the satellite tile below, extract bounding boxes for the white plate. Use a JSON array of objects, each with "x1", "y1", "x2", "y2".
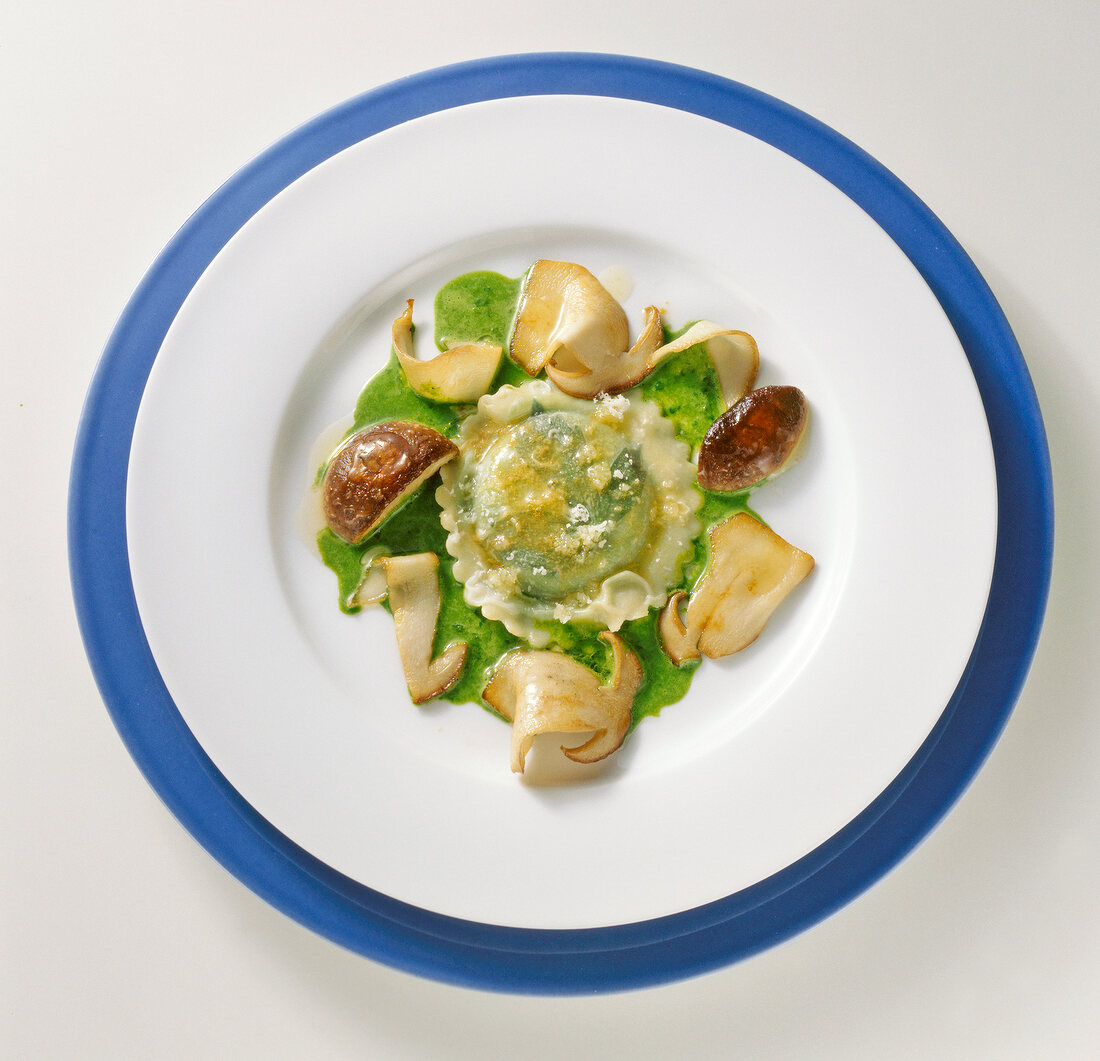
[
  {"x1": 126, "y1": 93, "x2": 994, "y2": 929},
  {"x1": 72, "y1": 55, "x2": 1051, "y2": 992}
]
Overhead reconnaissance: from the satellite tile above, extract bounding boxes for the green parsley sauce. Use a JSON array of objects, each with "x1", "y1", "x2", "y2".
[{"x1": 317, "y1": 269, "x2": 754, "y2": 726}]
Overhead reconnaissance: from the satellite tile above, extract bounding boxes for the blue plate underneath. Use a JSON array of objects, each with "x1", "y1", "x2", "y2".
[{"x1": 68, "y1": 53, "x2": 1052, "y2": 994}]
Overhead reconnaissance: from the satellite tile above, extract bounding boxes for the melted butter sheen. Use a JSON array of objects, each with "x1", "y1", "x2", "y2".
[{"x1": 471, "y1": 412, "x2": 650, "y2": 598}]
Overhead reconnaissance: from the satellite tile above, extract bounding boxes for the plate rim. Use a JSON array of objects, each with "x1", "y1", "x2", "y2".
[{"x1": 68, "y1": 52, "x2": 1053, "y2": 994}]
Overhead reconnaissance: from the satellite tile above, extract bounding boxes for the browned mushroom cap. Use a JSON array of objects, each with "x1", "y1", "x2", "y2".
[
  {"x1": 321, "y1": 421, "x2": 458, "y2": 544},
  {"x1": 697, "y1": 386, "x2": 808, "y2": 493},
  {"x1": 483, "y1": 632, "x2": 641, "y2": 774}
]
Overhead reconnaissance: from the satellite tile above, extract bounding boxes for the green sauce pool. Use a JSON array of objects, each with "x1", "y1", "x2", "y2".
[{"x1": 316, "y1": 269, "x2": 755, "y2": 726}]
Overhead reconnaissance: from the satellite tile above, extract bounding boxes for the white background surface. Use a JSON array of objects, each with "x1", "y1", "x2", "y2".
[{"x1": 2, "y1": 2, "x2": 1096, "y2": 1057}]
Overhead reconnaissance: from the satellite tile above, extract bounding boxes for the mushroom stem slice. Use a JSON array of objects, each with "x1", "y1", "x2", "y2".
[
  {"x1": 321, "y1": 421, "x2": 458, "y2": 544},
  {"x1": 379, "y1": 553, "x2": 467, "y2": 704},
  {"x1": 660, "y1": 513, "x2": 814, "y2": 661},
  {"x1": 508, "y1": 260, "x2": 630, "y2": 377},
  {"x1": 483, "y1": 632, "x2": 641, "y2": 774},
  {"x1": 697, "y1": 386, "x2": 809, "y2": 493},
  {"x1": 392, "y1": 300, "x2": 502, "y2": 403}
]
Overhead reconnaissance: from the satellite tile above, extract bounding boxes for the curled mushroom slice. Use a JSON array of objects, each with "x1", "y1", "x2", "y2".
[
  {"x1": 546, "y1": 304, "x2": 664, "y2": 398},
  {"x1": 649, "y1": 322, "x2": 759, "y2": 408},
  {"x1": 658, "y1": 590, "x2": 693, "y2": 663},
  {"x1": 340, "y1": 545, "x2": 390, "y2": 611},
  {"x1": 392, "y1": 300, "x2": 502, "y2": 403},
  {"x1": 508, "y1": 260, "x2": 629, "y2": 377},
  {"x1": 697, "y1": 386, "x2": 809, "y2": 493},
  {"x1": 483, "y1": 632, "x2": 642, "y2": 774},
  {"x1": 321, "y1": 421, "x2": 458, "y2": 544},
  {"x1": 378, "y1": 553, "x2": 467, "y2": 704},
  {"x1": 548, "y1": 309, "x2": 759, "y2": 403},
  {"x1": 510, "y1": 260, "x2": 761, "y2": 401},
  {"x1": 660, "y1": 512, "x2": 814, "y2": 663}
]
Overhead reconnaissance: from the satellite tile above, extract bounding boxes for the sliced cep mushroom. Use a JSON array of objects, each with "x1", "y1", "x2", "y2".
[
  {"x1": 548, "y1": 310, "x2": 759, "y2": 403},
  {"x1": 482, "y1": 632, "x2": 642, "y2": 774},
  {"x1": 510, "y1": 260, "x2": 761, "y2": 401},
  {"x1": 508, "y1": 260, "x2": 629, "y2": 377},
  {"x1": 392, "y1": 300, "x2": 502, "y2": 403},
  {"x1": 339, "y1": 545, "x2": 390, "y2": 611},
  {"x1": 659, "y1": 512, "x2": 814, "y2": 663},
  {"x1": 321, "y1": 421, "x2": 458, "y2": 544},
  {"x1": 356, "y1": 547, "x2": 391, "y2": 606},
  {"x1": 697, "y1": 386, "x2": 809, "y2": 493},
  {"x1": 546, "y1": 303, "x2": 663, "y2": 398},
  {"x1": 649, "y1": 322, "x2": 759, "y2": 409},
  {"x1": 658, "y1": 590, "x2": 692, "y2": 663},
  {"x1": 378, "y1": 553, "x2": 467, "y2": 704}
]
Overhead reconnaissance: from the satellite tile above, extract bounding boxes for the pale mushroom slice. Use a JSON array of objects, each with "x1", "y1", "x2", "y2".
[
  {"x1": 378, "y1": 553, "x2": 467, "y2": 704},
  {"x1": 660, "y1": 512, "x2": 814, "y2": 663},
  {"x1": 548, "y1": 309, "x2": 759, "y2": 404},
  {"x1": 340, "y1": 545, "x2": 390, "y2": 611},
  {"x1": 483, "y1": 632, "x2": 642, "y2": 774},
  {"x1": 697, "y1": 386, "x2": 809, "y2": 492},
  {"x1": 321, "y1": 421, "x2": 458, "y2": 544},
  {"x1": 546, "y1": 303, "x2": 664, "y2": 398},
  {"x1": 649, "y1": 321, "x2": 759, "y2": 409},
  {"x1": 508, "y1": 260, "x2": 630, "y2": 377},
  {"x1": 510, "y1": 260, "x2": 759, "y2": 401},
  {"x1": 392, "y1": 300, "x2": 502, "y2": 403},
  {"x1": 658, "y1": 590, "x2": 694, "y2": 663}
]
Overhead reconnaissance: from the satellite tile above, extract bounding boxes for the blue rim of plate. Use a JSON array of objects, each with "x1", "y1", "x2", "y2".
[{"x1": 69, "y1": 53, "x2": 1052, "y2": 994}]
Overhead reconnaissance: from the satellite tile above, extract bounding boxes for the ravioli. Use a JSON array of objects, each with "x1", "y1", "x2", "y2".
[{"x1": 437, "y1": 381, "x2": 700, "y2": 646}]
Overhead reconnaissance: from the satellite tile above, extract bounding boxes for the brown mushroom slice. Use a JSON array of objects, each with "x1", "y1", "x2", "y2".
[
  {"x1": 321, "y1": 421, "x2": 458, "y2": 544},
  {"x1": 483, "y1": 632, "x2": 642, "y2": 774},
  {"x1": 697, "y1": 386, "x2": 809, "y2": 493},
  {"x1": 392, "y1": 300, "x2": 502, "y2": 403},
  {"x1": 378, "y1": 553, "x2": 467, "y2": 704},
  {"x1": 508, "y1": 260, "x2": 630, "y2": 377},
  {"x1": 659, "y1": 513, "x2": 814, "y2": 662}
]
